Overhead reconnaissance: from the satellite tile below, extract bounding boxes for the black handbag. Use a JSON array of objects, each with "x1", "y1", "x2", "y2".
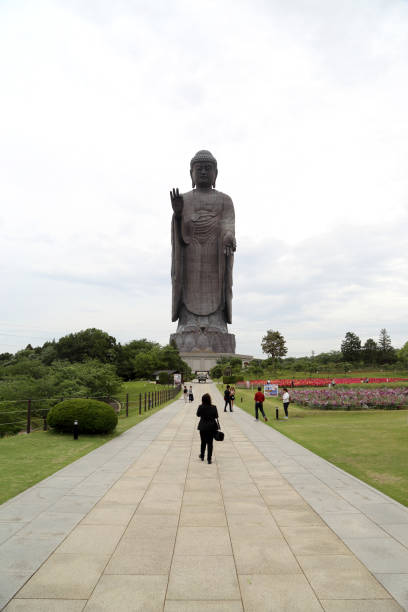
[{"x1": 214, "y1": 418, "x2": 224, "y2": 441}]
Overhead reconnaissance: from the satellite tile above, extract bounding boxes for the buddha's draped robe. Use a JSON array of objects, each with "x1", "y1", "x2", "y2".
[{"x1": 171, "y1": 188, "x2": 235, "y2": 325}]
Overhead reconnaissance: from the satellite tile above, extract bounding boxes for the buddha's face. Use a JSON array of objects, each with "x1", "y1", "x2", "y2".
[{"x1": 191, "y1": 162, "x2": 217, "y2": 189}]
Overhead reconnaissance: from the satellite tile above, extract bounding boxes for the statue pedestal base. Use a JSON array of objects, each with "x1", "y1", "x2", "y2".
[
  {"x1": 179, "y1": 351, "x2": 253, "y2": 373},
  {"x1": 170, "y1": 330, "x2": 236, "y2": 354},
  {"x1": 170, "y1": 330, "x2": 252, "y2": 373}
]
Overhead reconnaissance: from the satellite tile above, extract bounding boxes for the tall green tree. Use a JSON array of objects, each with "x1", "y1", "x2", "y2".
[
  {"x1": 229, "y1": 357, "x2": 243, "y2": 369},
  {"x1": 55, "y1": 329, "x2": 118, "y2": 363},
  {"x1": 40, "y1": 341, "x2": 58, "y2": 365},
  {"x1": 341, "y1": 332, "x2": 361, "y2": 362},
  {"x1": 362, "y1": 338, "x2": 378, "y2": 365},
  {"x1": 247, "y1": 358, "x2": 265, "y2": 377},
  {"x1": 127, "y1": 344, "x2": 192, "y2": 380},
  {"x1": 378, "y1": 328, "x2": 396, "y2": 364},
  {"x1": 261, "y1": 330, "x2": 288, "y2": 367},
  {"x1": 0, "y1": 353, "x2": 13, "y2": 363},
  {"x1": 210, "y1": 364, "x2": 223, "y2": 379},
  {"x1": 397, "y1": 341, "x2": 408, "y2": 366},
  {"x1": 116, "y1": 339, "x2": 159, "y2": 379}
]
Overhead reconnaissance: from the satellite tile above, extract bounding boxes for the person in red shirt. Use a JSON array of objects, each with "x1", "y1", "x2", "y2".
[{"x1": 254, "y1": 386, "x2": 268, "y2": 422}]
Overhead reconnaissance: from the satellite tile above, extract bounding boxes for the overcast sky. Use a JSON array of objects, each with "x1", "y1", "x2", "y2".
[{"x1": 1, "y1": 0, "x2": 408, "y2": 358}]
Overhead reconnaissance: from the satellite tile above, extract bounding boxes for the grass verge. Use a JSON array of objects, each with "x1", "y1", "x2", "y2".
[
  {"x1": 0, "y1": 389, "x2": 180, "y2": 505},
  {"x1": 227, "y1": 386, "x2": 408, "y2": 506}
]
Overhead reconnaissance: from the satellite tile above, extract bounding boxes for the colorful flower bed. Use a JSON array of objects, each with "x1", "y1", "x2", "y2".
[
  {"x1": 288, "y1": 387, "x2": 408, "y2": 410},
  {"x1": 236, "y1": 377, "x2": 408, "y2": 388}
]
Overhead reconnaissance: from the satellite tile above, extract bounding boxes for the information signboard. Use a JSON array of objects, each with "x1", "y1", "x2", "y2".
[{"x1": 264, "y1": 383, "x2": 278, "y2": 397}]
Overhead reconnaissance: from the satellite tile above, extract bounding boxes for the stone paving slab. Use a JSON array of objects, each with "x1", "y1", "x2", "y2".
[
  {"x1": 1, "y1": 382, "x2": 407, "y2": 610},
  {"x1": 0, "y1": 404, "x2": 180, "y2": 609},
  {"x1": 230, "y1": 396, "x2": 408, "y2": 611}
]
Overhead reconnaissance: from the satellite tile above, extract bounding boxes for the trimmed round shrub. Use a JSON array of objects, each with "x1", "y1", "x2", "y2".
[{"x1": 48, "y1": 399, "x2": 118, "y2": 434}]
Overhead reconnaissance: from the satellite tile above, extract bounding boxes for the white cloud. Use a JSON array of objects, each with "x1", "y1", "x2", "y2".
[
  {"x1": 1, "y1": 0, "x2": 408, "y2": 357},
  {"x1": 234, "y1": 212, "x2": 408, "y2": 356}
]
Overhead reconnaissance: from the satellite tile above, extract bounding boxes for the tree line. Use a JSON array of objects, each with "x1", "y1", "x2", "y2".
[
  {"x1": 260, "y1": 328, "x2": 403, "y2": 368},
  {"x1": 0, "y1": 328, "x2": 193, "y2": 404},
  {"x1": 210, "y1": 328, "x2": 407, "y2": 380},
  {"x1": 340, "y1": 328, "x2": 399, "y2": 365}
]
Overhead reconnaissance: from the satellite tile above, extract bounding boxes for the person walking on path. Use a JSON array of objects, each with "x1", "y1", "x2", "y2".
[
  {"x1": 183, "y1": 385, "x2": 188, "y2": 403},
  {"x1": 254, "y1": 386, "x2": 268, "y2": 422},
  {"x1": 196, "y1": 393, "x2": 219, "y2": 464},
  {"x1": 230, "y1": 386, "x2": 236, "y2": 409},
  {"x1": 282, "y1": 387, "x2": 290, "y2": 419},
  {"x1": 224, "y1": 385, "x2": 233, "y2": 412},
  {"x1": 189, "y1": 385, "x2": 194, "y2": 403}
]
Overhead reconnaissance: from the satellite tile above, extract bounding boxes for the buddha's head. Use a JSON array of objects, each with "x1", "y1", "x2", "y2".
[{"x1": 190, "y1": 150, "x2": 218, "y2": 189}]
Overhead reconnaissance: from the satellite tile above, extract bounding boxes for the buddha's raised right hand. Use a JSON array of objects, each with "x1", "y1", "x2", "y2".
[{"x1": 170, "y1": 188, "x2": 183, "y2": 216}]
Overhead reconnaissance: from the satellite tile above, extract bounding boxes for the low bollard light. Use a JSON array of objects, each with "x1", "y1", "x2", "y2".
[
  {"x1": 73, "y1": 420, "x2": 79, "y2": 440},
  {"x1": 275, "y1": 408, "x2": 279, "y2": 420}
]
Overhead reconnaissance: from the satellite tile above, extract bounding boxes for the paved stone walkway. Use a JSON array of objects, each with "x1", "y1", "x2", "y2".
[{"x1": 1, "y1": 382, "x2": 407, "y2": 611}]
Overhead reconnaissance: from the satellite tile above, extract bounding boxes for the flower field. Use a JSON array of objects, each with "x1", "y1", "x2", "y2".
[
  {"x1": 220, "y1": 384, "x2": 408, "y2": 504},
  {"x1": 237, "y1": 377, "x2": 408, "y2": 388},
  {"x1": 289, "y1": 387, "x2": 408, "y2": 410}
]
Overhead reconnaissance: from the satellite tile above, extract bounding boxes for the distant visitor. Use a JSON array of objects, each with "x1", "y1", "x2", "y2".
[{"x1": 170, "y1": 150, "x2": 236, "y2": 353}]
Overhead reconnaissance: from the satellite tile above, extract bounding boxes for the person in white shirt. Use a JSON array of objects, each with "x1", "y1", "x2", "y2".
[{"x1": 282, "y1": 388, "x2": 290, "y2": 419}]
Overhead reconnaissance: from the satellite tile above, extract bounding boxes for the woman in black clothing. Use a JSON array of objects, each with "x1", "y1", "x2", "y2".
[{"x1": 196, "y1": 393, "x2": 219, "y2": 464}]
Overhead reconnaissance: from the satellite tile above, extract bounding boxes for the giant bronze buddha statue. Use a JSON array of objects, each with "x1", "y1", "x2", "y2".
[{"x1": 170, "y1": 150, "x2": 236, "y2": 353}]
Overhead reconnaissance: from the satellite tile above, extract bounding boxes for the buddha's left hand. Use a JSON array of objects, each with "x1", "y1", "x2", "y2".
[{"x1": 224, "y1": 234, "x2": 237, "y2": 256}]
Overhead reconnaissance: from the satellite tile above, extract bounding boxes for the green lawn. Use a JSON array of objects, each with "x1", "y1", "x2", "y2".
[
  {"x1": 0, "y1": 385, "x2": 180, "y2": 505},
  {"x1": 122, "y1": 381, "x2": 166, "y2": 395},
  {"x1": 228, "y1": 387, "x2": 408, "y2": 506}
]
